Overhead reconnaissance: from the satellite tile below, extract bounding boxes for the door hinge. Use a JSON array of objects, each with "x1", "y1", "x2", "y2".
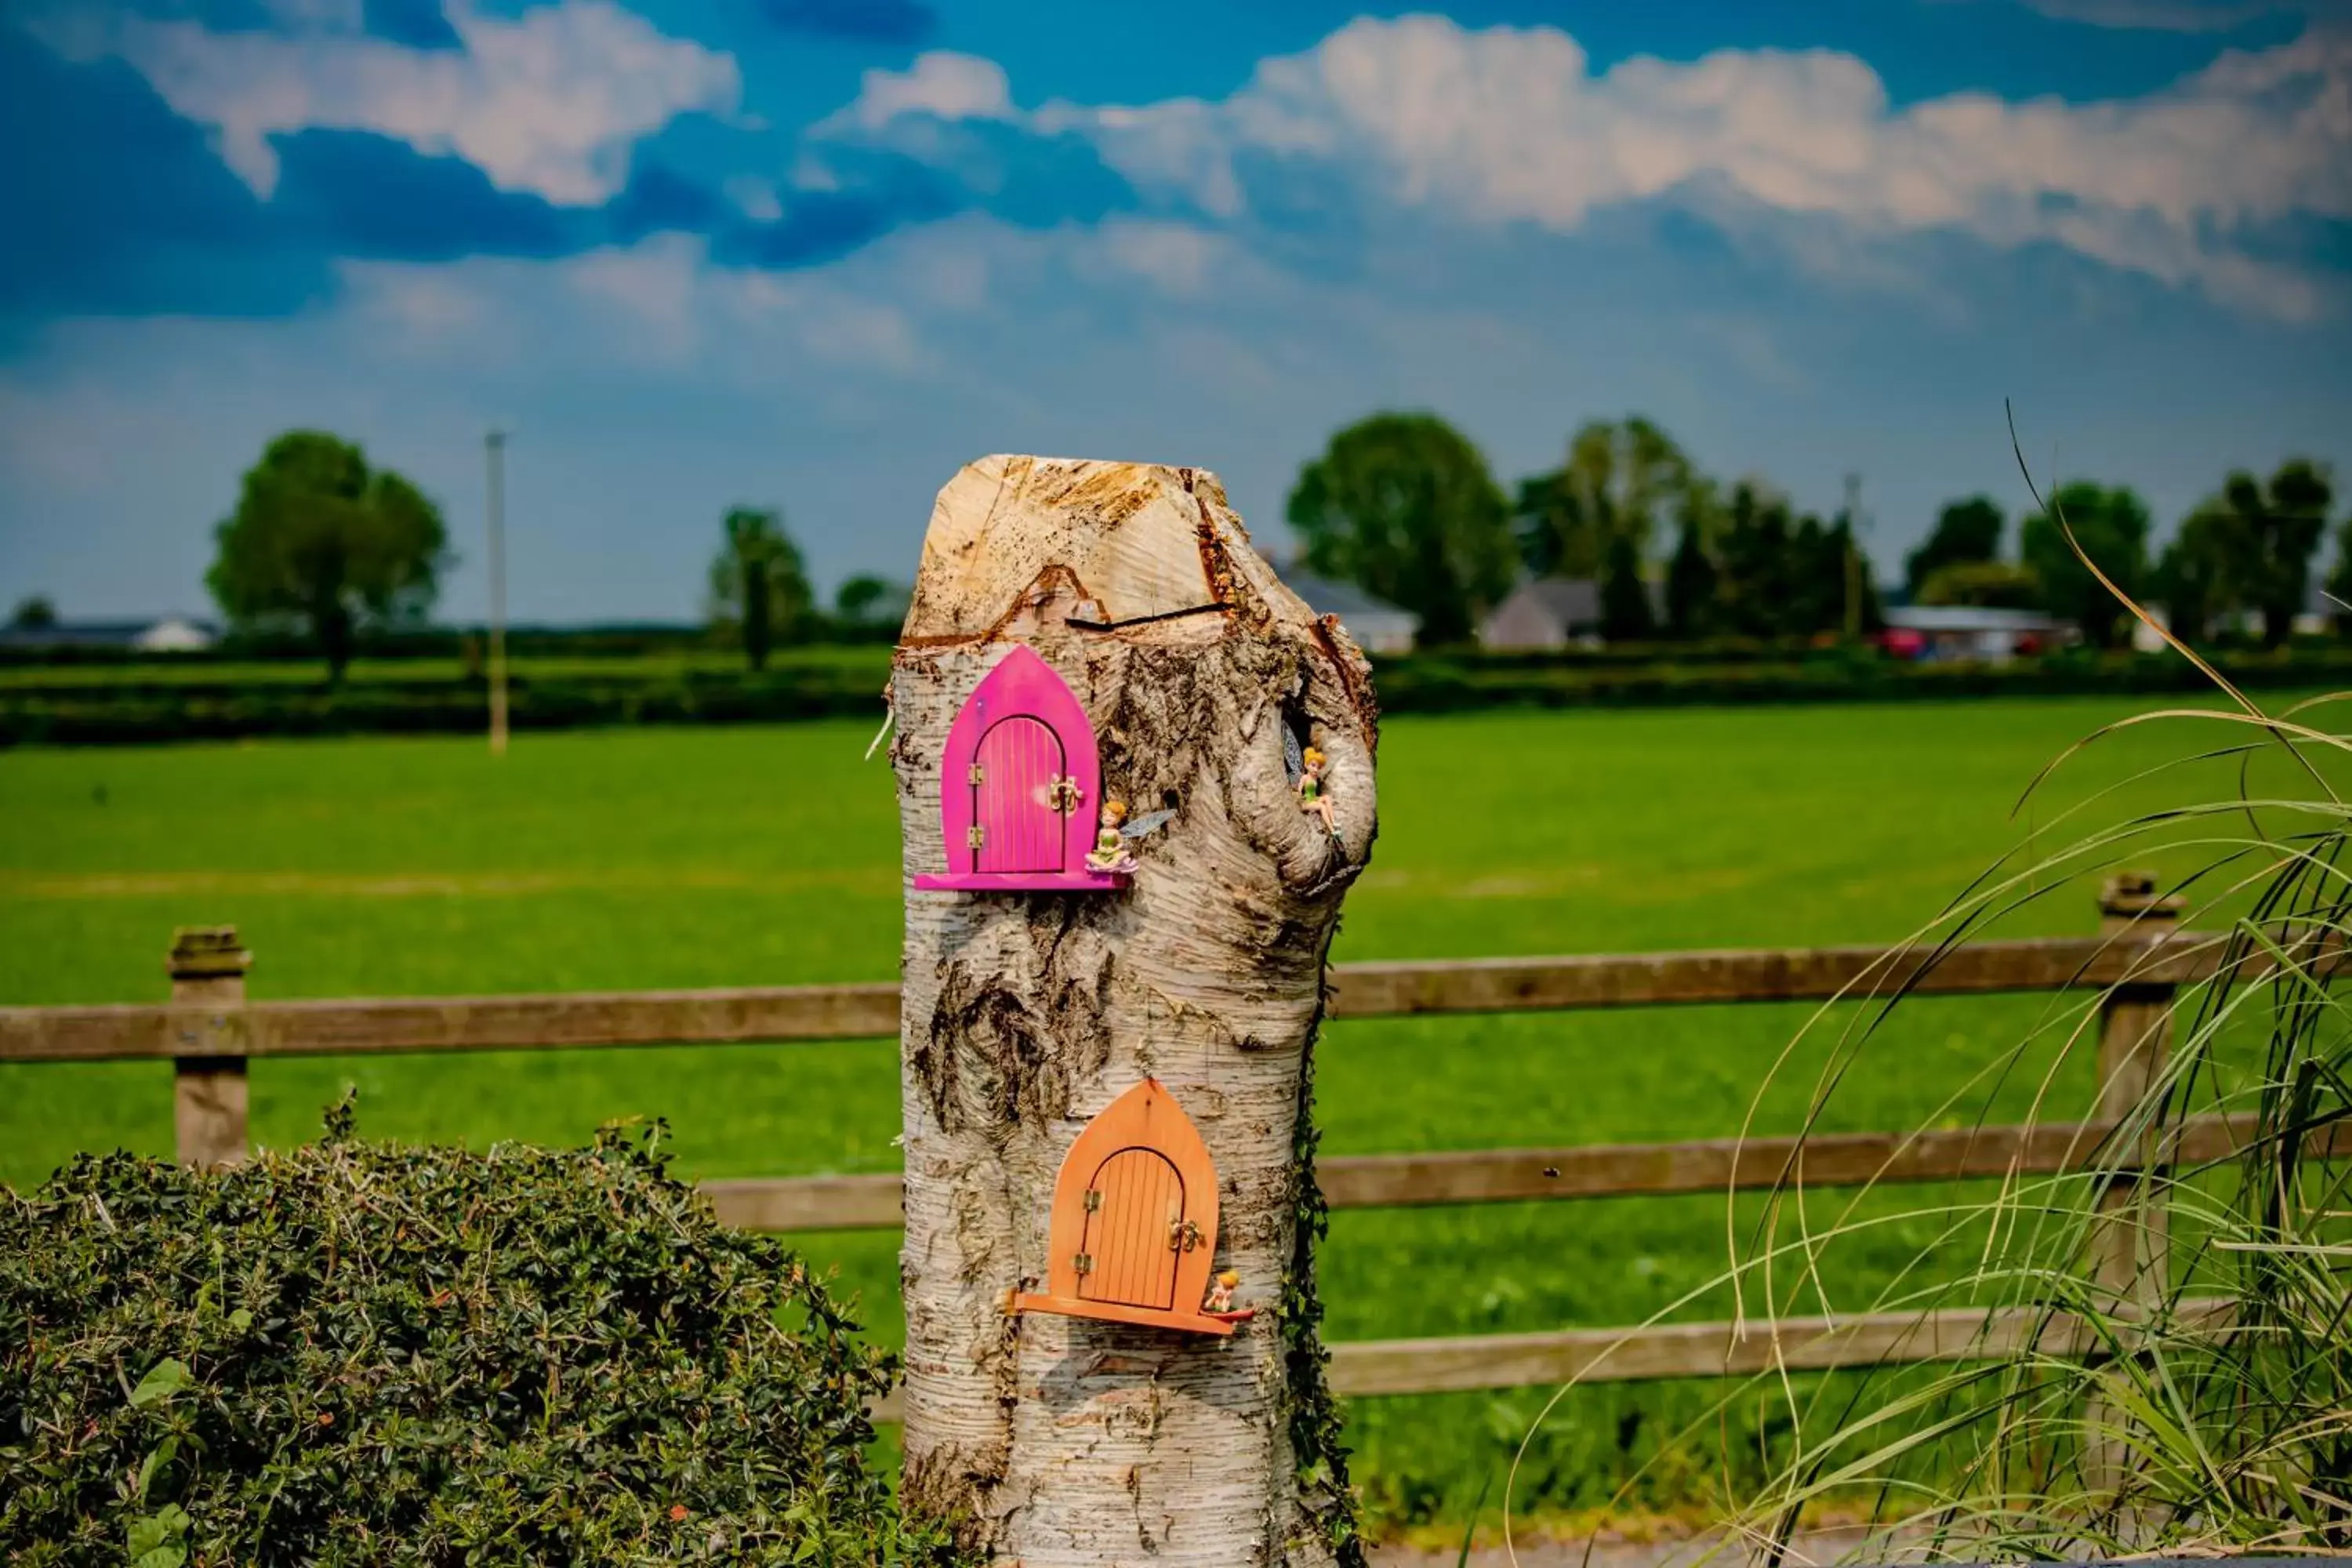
[
  {"x1": 1083, "y1": 1189, "x2": 1102, "y2": 1213},
  {"x1": 968, "y1": 762, "x2": 985, "y2": 786},
  {"x1": 1073, "y1": 1253, "x2": 1093, "y2": 1276},
  {"x1": 967, "y1": 824, "x2": 985, "y2": 849}
]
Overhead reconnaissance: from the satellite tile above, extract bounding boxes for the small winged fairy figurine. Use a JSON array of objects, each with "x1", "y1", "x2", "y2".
[
  {"x1": 1298, "y1": 746, "x2": 1338, "y2": 839},
  {"x1": 1085, "y1": 799, "x2": 1178, "y2": 874}
]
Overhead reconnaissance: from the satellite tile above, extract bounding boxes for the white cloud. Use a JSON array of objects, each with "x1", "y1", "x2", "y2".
[
  {"x1": 340, "y1": 234, "x2": 934, "y2": 373},
  {"x1": 832, "y1": 15, "x2": 2348, "y2": 319},
  {"x1": 824, "y1": 51, "x2": 1013, "y2": 135},
  {"x1": 2011, "y1": 0, "x2": 2316, "y2": 30},
  {"x1": 104, "y1": 0, "x2": 739, "y2": 202},
  {"x1": 1088, "y1": 219, "x2": 1233, "y2": 296}
]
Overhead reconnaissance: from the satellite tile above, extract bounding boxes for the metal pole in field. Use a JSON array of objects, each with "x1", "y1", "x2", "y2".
[
  {"x1": 485, "y1": 426, "x2": 510, "y2": 756},
  {"x1": 1842, "y1": 470, "x2": 1865, "y2": 644}
]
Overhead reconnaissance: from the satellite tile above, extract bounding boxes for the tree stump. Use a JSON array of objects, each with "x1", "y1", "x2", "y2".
[{"x1": 891, "y1": 456, "x2": 1380, "y2": 1567}]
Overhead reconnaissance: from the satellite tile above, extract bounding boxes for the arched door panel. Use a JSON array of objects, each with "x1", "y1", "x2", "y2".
[
  {"x1": 971, "y1": 716, "x2": 1067, "y2": 874},
  {"x1": 1076, "y1": 1147, "x2": 1182, "y2": 1309}
]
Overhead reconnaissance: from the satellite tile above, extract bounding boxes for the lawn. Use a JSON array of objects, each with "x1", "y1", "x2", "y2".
[{"x1": 0, "y1": 694, "x2": 2309, "y2": 1531}]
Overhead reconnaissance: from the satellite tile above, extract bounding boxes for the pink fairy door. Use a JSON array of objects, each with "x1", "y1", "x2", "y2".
[
  {"x1": 913, "y1": 644, "x2": 1127, "y2": 892},
  {"x1": 971, "y1": 716, "x2": 1068, "y2": 874}
]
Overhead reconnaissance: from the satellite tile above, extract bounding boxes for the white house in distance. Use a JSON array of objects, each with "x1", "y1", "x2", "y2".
[
  {"x1": 1480, "y1": 579, "x2": 1599, "y2": 649},
  {"x1": 1271, "y1": 564, "x2": 1421, "y2": 653},
  {"x1": 132, "y1": 615, "x2": 219, "y2": 652},
  {"x1": 2129, "y1": 578, "x2": 2339, "y2": 650},
  {"x1": 1479, "y1": 577, "x2": 1670, "y2": 649}
]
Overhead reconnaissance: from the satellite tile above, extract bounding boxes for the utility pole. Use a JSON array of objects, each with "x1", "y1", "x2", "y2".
[
  {"x1": 485, "y1": 426, "x2": 510, "y2": 756},
  {"x1": 1842, "y1": 470, "x2": 1867, "y2": 644}
]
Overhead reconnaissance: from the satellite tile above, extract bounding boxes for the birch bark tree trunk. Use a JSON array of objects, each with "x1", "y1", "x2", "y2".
[{"x1": 891, "y1": 456, "x2": 1380, "y2": 1568}]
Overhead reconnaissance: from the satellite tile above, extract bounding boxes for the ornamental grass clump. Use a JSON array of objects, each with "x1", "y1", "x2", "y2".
[
  {"x1": 0, "y1": 1101, "x2": 961, "y2": 1566},
  {"x1": 1498, "y1": 428, "x2": 2352, "y2": 1560}
]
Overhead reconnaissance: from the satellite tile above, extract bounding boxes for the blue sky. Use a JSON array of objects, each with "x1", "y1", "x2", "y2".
[{"x1": 3, "y1": 0, "x2": 2349, "y2": 622}]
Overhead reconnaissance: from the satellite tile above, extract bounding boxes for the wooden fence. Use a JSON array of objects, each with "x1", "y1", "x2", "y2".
[{"x1": 4, "y1": 874, "x2": 2333, "y2": 1418}]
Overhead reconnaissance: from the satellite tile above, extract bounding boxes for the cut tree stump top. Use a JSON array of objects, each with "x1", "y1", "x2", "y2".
[{"x1": 902, "y1": 456, "x2": 1312, "y2": 645}]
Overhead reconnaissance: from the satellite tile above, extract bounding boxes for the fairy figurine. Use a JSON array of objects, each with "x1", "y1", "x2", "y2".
[
  {"x1": 1085, "y1": 799, "x2": 1178, "y2": 874},
  {"x1": 1202, "y1": 1269, "x2": 1240, "y2": 1315},
  {"x1": 1086, "y1": 800, "x2": 1140, "y2": 874},
  {"x1": 1298, "y1": 746, "x2": 1338, "y2": 838}
]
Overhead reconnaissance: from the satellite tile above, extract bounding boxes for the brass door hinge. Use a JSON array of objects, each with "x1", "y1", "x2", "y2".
[
  {"x1": 967, "y1": 825, "x2": 985, "y2": 849},
  {"x1": 968, "y1": 762, "x2": 985, "y2": 786},
  {"x1": 1073, "y1": 1253, "x2": 1093, "y2": 1276},
  {"x1": 1083, "y1": 1189, "x2": 1102, "y2": 1212}
]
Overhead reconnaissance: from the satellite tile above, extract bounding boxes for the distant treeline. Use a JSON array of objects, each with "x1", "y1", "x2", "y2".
[
  {"x1": 9, "y1": 420, "x2": 2343, "y2": 684},
  {"x1": 1289, "y1": 412, "x2": 2347, "y2": 651},
  {"x1": 11, "y1": 643, "x2": 2352, "y2": 747}
]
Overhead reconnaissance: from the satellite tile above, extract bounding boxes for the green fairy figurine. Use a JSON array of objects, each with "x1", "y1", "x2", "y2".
[{"x1": 1299, "y1": 746, "x2": 1338, "y2": 838}]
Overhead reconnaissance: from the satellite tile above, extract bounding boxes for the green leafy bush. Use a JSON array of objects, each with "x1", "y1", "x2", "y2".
[{"x1": 0, "y1": 1106, "x2": 958, "y2": 1567}]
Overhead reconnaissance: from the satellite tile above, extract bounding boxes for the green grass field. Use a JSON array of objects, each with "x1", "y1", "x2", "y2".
[{"x1": 0, "y1": 695, "x2": 2296, "y2": 1531}]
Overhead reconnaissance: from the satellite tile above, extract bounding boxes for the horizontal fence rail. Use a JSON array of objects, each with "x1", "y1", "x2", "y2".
[
  {"x1": 5, "y1": 895, "x2": 2340, "y2": 1417},
  {"x1": 0, "y1": 931, "x2": 2263, "y2": 1064},
  {"x1": 866, "y1": 1298, "x2": 2240, "y2": 1421},
  {"x1": 696, "y1": 1113, "x2": 2352, "y2": 1233}
]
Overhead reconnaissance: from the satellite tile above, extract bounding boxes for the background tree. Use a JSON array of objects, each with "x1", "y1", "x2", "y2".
[
  {"x1": 2020, "y1": 481, "x2": 2152, "y2": 650},
  {"x1": 1905, "y1": 496, "x2": 2005, "y2": 598},
  {"x1": 205, "y1": 430, "x2": 448, "y2": 681},
  {"x1": 1786, "y1": 514, "x2": 1846, "y2": 636},
  {"x1": 1599, "y1": 532, "x2": 1655, "y2": 641},
  {"x1": 9, "y1": 595, "x2": 57, "y2": 630},
  {"x1": 1287, "y1": 411, "x2": 1517, "y2": 647},
  {"x1": 2180, "y1": 459, "x2": 2332, "y2": 648},
  {"x1": 1713, "y1": 481, "x2": 1795, "y2": 637},
  {"x1": 833, "y1": 573, "x2": 906, "y2": 630},
  {"x1": 2155, "y1": 509, "x2": 2237, "y2": 644},
  {"x1": 1514, "y1": 416, "x2": 1693, "y2": 579},
  {"x1": 2328, "y1": 506, "x2": 2352, "y2": 638},
  {"x1": 1664, "y1": 511, "x2": 1718, "y2": 639},
  {"x1": 1917, "y1": 560, "x2": 2043, "y2": 610},
  {"x1": 707, "y1": 507, "x2": 812, "y2": 672}
]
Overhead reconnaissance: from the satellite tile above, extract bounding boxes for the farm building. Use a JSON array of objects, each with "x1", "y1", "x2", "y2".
[
  {"x1": 1272, "y1": 564, "x2": 1420, "y2": 652},
  {"x1": 0, "y1": 615, "x2": 220, "y2": 652},
  {"x1": 2165, "y1": 577, "x2": 2339, "y2": 644},
  {"x1": 1879, "y1": 604, "x2": 2070, "y2": 662},
  {"x1": 1479, "y1": 576, "x2": 1667, "y2": 649}
]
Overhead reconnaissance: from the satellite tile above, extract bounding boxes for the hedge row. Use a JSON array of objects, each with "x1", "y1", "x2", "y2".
[
  {"x1": 0, "y1": 672, "x2": 890, "y2": 746},
  {"x1": 8, "y1": 649, "x2": 2352, "y2": 746},
  {"x1": 1375, "y1": 647, "x2": 2352, "y2": 713},
  {"x1": 0, "y1": 1105, "x2": 959, "y2": 1566},
  {"x1": 0, "y1": 624, "x2": 897, "y2": 668}
]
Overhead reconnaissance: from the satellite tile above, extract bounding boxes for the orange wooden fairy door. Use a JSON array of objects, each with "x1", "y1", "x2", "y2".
[
  {"x1": 1012, "y1": 1078, "x2": 1234, "y2": 1336},
  {"x1": 1076, "y1": 1147, "x2": 1184, "y2": 1309}
]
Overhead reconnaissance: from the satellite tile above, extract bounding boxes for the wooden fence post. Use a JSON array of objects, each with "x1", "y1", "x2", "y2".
[
  {"x1": 2092, "y1": 872, "x2": 2183, "y2": 1302},
  {"x1": 2086, "y1": 870, "x2": 2183, "y2": 1497},
  {"x1": 890, "y1": 457, "x2": 1380, "y2": 1566},
  {"x1": 169, "y1": 925, "x2": 252, "y2": 1169}
]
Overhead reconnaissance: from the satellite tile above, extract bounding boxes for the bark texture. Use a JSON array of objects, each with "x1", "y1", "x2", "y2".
[{"x1": 892, "y1": 456, "x2": 1379, "y2": 1567}]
